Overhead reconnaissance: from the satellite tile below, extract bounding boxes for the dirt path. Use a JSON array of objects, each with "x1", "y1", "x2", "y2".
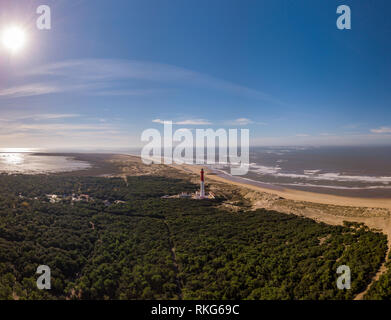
[
  {"x1": 122, "y1": 175, "x2": 129, "y2": 187},
  {"x1": 68, "y1": 221, "x2": 100, "y2": 300},
  {"x1": 163, "y1": 219, "x2": 183, "y2": 300},
  {"x1": 354, "y1": 244, "x2": 390, "y2": 300},
  {"x1": 245, "y1": 193, "x2": 391, "y2": 300}
]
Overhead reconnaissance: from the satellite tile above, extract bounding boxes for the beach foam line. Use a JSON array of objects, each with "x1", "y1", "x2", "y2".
[
  {"x1": 278, "y1": 183, "x2": 391, "y2": 190},
  {"x1": 245, "y1": 164, "x2": 391, "y2": 184}
]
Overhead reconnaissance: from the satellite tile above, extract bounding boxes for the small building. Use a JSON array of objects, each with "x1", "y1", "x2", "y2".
[
  {"x1": 46, "y1": 194, "x2": 61, "y2": 203},
  {"x1": 178, "y1": 193, "x2": 192, "y2": 199},
  {"x1": 80, "y1": 194, "x2": 90, "y2": 201}
]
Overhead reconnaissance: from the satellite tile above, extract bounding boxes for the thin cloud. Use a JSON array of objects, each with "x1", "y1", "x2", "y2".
[
  {"x1": 371, "y1": 126, "x2": 391, "y2": 134},
  {"x1": 0, "y1": 131, "x2": 136, "y2": 149},
  {"x1": 95, "y1": 89, "x2": 170, "y2": 96},
  {"x1": 233, "y1": 118, "x2": 253, "y2": 125},
  {"x1": 0, "y1": 82, "x2": 99, "y2": 99},
  {"x1": 16, "y1": 124, "x2": 110, "y2": 131},
  {"x1": 0, "y1": 84, "x2": 60, "y2": 98},
  {"x1": 152, "y1": 119, "x2": 212, "y2": 125},
  {"x1": 175, "y1": 119, "x2": 212, "y2": 125},
  {"x1": 34, "y1": 113, "x2": 80, "y2": 119},
  {"x1": 12, "y1": 59, "x2": 285, "y2": 104},
  {"x1": 30, "y1": 114, "x2": 80, "y2": 120},
  {"x1": 320, "y1": 133, "x2": 335, "y2": 136},
  {"x1": 152, "y1": 119, "x2": 166, "y2": 124},
  {"x1": 0, "y1": 113, "x2": 80, "y2": 122},
  {"x1": 252, "y1": 133, "x2": 391, "y2": 146},
  {"x1": 0, "y1": 112, "x2": 115, "y2": 138},
  {"x1": 224, "y1": 118, "x2": 267, "y2": 126},
  {"x1": 0, "y1": 116, "x2": 126, "y2": 149}
]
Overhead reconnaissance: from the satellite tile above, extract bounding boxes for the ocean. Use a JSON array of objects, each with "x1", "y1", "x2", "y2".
[{"x1": 211, "y1": 146, "x2": 391, "y2": 198}]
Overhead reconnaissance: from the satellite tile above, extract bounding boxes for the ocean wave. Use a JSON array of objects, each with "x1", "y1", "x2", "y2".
[
  {"x1": 212, "y1": 167, "x2": 391, "y2": 192},
  {"x1": 278, "y1": 183, "x2": 391, "y2": 190},
  {"x1": 303, "y1": 170, "x2": 321, "y2": 175},
  {"x1": 275, "y1": 172, "x2": 391, "y2": 183},
  {"x1": 250, "y1": 164, "x2": 281, "y2": 174},
  {"x1": 248, "y1": 164, "x2": 391, "y2": 184}
]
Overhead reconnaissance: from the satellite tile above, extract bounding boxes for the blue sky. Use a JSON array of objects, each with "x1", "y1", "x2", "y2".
[{"x1": 0, "y1": 0, "x2": 391, "y2": 149}]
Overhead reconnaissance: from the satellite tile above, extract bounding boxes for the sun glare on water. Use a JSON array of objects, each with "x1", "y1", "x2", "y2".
[{"x1": 2, "y1": 26, "x2": 27, "y2": 54}]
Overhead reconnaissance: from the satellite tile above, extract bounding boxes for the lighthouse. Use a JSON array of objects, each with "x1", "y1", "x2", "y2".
[{"x1": 200, "y1": 168, "x2": 205, "y2": 198}]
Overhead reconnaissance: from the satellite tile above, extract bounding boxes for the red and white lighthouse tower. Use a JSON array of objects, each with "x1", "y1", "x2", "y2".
[{"x1": 200, "y1": 168, "x2": 205, "y2": 198}]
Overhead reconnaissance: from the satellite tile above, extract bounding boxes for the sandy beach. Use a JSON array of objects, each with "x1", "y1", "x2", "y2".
[
  {"x1": 172, "y1": 162, "x2": 391, "y2": 243},
  {"x1": 174, "y1": 163, "x2": 391, "y2": 210},
  {"x1": 113, "y1": 154, "x2": 391, "y2": 228},
  {"x1": 113, "y1": 154, "x2": 391, "y2": 211}
]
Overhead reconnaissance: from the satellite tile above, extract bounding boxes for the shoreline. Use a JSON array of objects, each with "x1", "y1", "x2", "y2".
[
  {"x1": 25, "y1": 152, "x2": 391, "y2": 210},
  {"x1": 171, "y1": 163, "x2": 391, "y2": 210}
]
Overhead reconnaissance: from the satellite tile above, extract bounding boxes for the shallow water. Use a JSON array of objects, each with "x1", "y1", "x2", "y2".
[{"x1": 0, "y1": 152, "x2": 91, "y2": 174}]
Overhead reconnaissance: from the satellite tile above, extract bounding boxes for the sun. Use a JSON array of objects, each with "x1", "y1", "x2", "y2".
[{"x1": 2, "y1": 26, "x2": 27, "y2": 54}]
